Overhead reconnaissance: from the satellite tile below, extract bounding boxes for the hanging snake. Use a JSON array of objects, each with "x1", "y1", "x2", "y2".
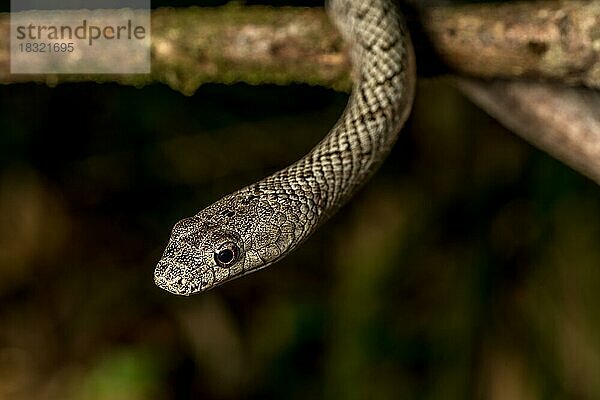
[{"x1": 154, "y1": 0, "x2": 416, "y2": 295}]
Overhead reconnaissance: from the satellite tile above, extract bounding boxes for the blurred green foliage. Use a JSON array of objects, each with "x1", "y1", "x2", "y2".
[{"x1": 1, "y1": 1, "x2": 600, "y2": 400}]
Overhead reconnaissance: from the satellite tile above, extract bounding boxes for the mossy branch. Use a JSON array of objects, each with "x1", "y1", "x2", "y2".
[{"x1": 1, "y1": 1, "x2": 599, "y2": 94}]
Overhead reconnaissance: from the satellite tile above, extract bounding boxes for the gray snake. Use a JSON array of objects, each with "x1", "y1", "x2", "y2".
[{"x1": 154, "y1": 0, "x2": 416, "y2": 295}]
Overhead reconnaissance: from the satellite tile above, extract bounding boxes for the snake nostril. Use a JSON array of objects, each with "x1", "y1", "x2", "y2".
[{"x1": 175, "y1": 277, "x2": 189, "y2": 289}]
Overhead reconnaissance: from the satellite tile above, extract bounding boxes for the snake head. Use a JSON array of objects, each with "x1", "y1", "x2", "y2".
[{"x1": 154, "y1": 189, "x2": 304, "y2": 295}]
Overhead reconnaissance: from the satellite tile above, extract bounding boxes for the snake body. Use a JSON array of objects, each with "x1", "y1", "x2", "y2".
[{"x1": 154, "y1": 0, "x2": 416, "y2": 295}]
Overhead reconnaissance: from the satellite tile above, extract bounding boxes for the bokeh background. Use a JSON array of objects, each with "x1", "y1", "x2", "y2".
[{"x1": 2, "y1": 1, "x2": 600, "y2": 399}]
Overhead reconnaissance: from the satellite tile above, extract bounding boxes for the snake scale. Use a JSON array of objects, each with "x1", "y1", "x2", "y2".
[{"x1": 154, "y1": 0, "x2": 416, "y2": 295}]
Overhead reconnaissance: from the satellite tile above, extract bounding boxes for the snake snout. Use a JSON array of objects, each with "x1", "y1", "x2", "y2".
[{"x1": 154, "y1": 258, "x2": 203, "y2": 296}]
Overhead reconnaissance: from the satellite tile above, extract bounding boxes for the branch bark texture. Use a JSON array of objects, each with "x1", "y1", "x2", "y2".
[
  {"x1": 1, "y1": 1, "x2": 599, "y2": 94},
  {"x1": 426, "y1": 1, "x2": 600, "y2": 89}
]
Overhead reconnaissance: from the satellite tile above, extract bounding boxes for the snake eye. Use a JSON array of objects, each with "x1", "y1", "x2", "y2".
[{"x1": 214, "y1": 242, "x2": 240, "y2": 267}]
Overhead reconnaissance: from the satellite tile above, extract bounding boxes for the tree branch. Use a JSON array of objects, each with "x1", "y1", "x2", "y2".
[
  {"x1": 458, "y1": 79, "x2": 600, "y2": 184},
  {"x1": 424, "y1": 1, "x2": 600, "y2": 89},
  {"x1": 1, "y1": 1, "x2": 599, "y2": 94},
  {"x1": 0, "y1": 5, "x2": 349, "y2": 95}
]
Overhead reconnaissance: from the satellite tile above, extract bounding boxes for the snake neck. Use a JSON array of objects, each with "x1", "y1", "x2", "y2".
[{"x1": 260, "y1": 0, "x2": 415, "y2": 230}]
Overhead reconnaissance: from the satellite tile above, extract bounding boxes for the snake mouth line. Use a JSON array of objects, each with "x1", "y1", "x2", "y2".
[{"x1": 154, "y1": 246, "x2": 289, "y2": 294}]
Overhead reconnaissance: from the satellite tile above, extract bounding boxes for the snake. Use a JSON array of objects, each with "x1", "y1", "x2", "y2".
[{"x1": 154, "y1": 0, "x2": 416, "y2": 295}]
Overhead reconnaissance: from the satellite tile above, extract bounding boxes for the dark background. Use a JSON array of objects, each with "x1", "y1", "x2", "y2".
[{"x1": 1, "y1": 1, "x2": 600, "y2": 399}]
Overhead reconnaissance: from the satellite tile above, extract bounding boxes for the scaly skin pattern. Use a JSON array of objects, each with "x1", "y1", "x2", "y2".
[{"x1": 154, "y1": 0, "x2": 416, "y2": 295}]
